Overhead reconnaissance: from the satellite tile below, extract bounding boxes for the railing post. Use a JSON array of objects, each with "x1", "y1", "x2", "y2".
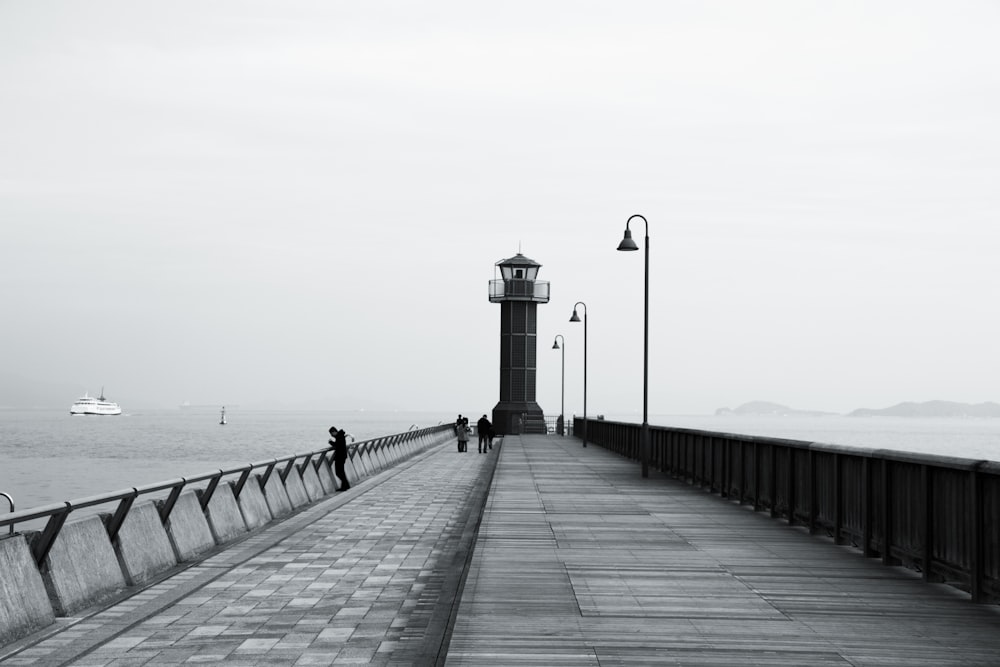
[
  {"x1": 769, "y1": 444, "x2": 779, "y2": 519},
  {"x1": 786, "y1": 447, "x2": 796, "y2": 526},
  {"x1": 833, "y1": 453, "x2": 843, "y2": 545},
  {"x1": 863, "y1": 457, "x2": 875, "y2": 557},
  {"x1": 970, "y1": 467, "x2": 984, "y2": 602},
  {"x1": 881, "y1": 460, "x2": 898, "y2": 566},
  {"x1": 199, "y1": 471, "x2": 223, "y2": 510},
  {"x1": 922, "y1": 464, "x2": 934, "y2": 582},
  {"x1": 233, "y1": 466, "x2": 253, "y2": 497},
  {"x1": 30, "y1": 502, "x2": 72, "y2": 566},
  {"x1": 158, "y1": 480, "x2": 187, "y2": 523},
  {"x1": 259, "y1": 461, "x2": 277, "y2": 488},
  {"x1": 721, "y1": 438, "x2": 730, "y2": 499},
  {"x1": 753, "y1": 440, "x2": 761, "y2": 512},
  {"x1": 105, "y1": 490, "x2": 138, "y2": 541},
  {"x1": 807, "y1": 449, "x2": 817, "y2": 534},
  {"x1": 706, "y1": 436, "x2": 714, "y2": 492},
  {"x1": 280, "y1": 458, "x2": 297, "y2": 482}
]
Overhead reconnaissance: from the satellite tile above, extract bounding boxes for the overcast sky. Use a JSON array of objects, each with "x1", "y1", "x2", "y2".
[{"x1": 2, "y1": 0, "x2": 998, "y2": 417}]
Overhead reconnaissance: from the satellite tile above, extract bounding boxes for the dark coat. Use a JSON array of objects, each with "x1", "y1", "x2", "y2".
[{"x1": 331, "y1": 430, "x2": 348, "y2": 463}]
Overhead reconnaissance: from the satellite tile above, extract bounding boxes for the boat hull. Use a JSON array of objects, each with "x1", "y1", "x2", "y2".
[{"x1": 70, "y1": 405, "x2": 122, "y2": 415}]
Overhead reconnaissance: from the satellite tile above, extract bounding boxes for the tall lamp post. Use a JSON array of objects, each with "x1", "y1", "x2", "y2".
[
  {"x1": 569, "y1": 302, "x2": 587, "y2": 447},
  {"x1": 552, "y1": 335, "x2": 565, "y2": 436},
  {"x1": 617, "y1": 214, "x2": 650, "y2": 478}
]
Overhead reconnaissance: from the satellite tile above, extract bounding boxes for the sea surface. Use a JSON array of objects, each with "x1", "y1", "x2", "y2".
[
  {"x1": 0, "y1": 408, "x2": 457, "y2": 515},
  {"x1": 2, "y1": 408, "x2": 999, "y2": 517}
]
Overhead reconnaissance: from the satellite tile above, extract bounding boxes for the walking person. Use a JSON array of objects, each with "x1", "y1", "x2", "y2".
[
  {"x1": 477, "y1": 414, "x2": 492, "y2": 453},
  {"x1": 329, "y1": 426, "x2": 351, "y2": 491},
  {"x1": 456, "y1": 414, "x2": 470, "y2": 453}
]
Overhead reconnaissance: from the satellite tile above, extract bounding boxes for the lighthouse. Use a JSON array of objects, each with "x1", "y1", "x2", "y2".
[{"x1": 489, "y1": 253, "x2": 550, "y2": 434}]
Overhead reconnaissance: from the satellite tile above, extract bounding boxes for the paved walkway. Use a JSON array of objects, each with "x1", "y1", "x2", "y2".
[
  {"x1": 447, "y1": 435, "x2": 1000, "y2": 666},
  {"x1": 5, "y1": 434, "x2": 1000, "y2": 666},
  {"x1": 1, "y1": 440, "x2": 498, "y2": 666}
]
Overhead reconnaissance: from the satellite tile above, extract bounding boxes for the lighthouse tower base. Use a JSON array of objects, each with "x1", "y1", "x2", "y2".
[{"x1": 492, "y1": 401, "x2": 546, "y2": 436}]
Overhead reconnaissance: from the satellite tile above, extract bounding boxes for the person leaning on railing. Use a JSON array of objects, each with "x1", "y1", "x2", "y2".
[{"x1": 328, "y1": 426, "x2": 351, "y2": 491}]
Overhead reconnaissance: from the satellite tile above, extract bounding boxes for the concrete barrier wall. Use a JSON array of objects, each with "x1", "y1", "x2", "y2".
[
  {"x1": 111, "y1": 500, "x2": 178, "y2": 586},
  {"x1": 36, "y1": 515, "x2": 127, "y2": 616},
  {"x1": 282, "y1": 468, "x2": 311, "y2": 509},
  {"x1": 261, "y1": 472, "x2": 293, "y2": 518},
  {"x1": 202, "y1": 484, "x2": 248, "y2": 545},
  {"x1": 234, "y1": 479, "x2": 272, "y2": 530},
  {"x1": 0, "y1": 427, "x2": 453, "y2": 649},
  {"x1": 162, "y1": 491, "x2": 216, "y2": 562},
  {"x1": 346, "y1": 458, "x2": 361, "y2": 486},
  {"x1": 300, "y1": 464, "x2": 324, "y2": 502},
  {"x1": 351, "y1": 453, "x2": 370, "y2": 478},
  {"x1": 0, "y1": 534, "x2": 55, "y2": 646},
  {"x1": 316, "y1": 460, "x2": 336, "y2": 494}
]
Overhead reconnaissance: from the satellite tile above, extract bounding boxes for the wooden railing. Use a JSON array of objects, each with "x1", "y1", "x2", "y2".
[{"x1": 576, "y1": 418, "x2": 1000, "y2": 604}]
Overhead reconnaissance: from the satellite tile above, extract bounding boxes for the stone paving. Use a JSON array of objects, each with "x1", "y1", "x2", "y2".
[{"x1": 0, "y1": 440, "x2": 497, "y2": 667}]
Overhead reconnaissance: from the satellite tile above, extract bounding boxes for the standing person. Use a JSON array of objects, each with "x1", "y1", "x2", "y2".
[
  {"x1": 477, "y1": 414, "x2": 492, "y2": 454},
  {"x1": 455, "y1": 415, "x2": 469, "y2": 453},
  {"x1": 329, "y1": 426, "x2": 351, "y2": 491}
]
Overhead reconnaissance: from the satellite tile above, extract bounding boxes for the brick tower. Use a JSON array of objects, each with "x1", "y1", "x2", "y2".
[{"x1": 489, "y1": 253, "x2": 549, "y2": 434}]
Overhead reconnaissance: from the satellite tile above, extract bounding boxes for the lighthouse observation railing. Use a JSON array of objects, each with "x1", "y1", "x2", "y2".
[
  {"x1": 575, "y1": 417, "x2": 1000, "y2": 605},
  {"x1": 0, "y1": 424, "x2": 455, "y2": 568},
  {"x1": 488, "y1": 279, "x2": 550, "y2": 303}
]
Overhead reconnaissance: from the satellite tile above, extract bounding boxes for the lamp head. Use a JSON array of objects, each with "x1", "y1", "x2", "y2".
[
  {"x1": 617, "y1": 228, "x2": 639, "y2": 251},
  {"x1": 552, "y1": 339, "x2": 560, "y2": 349},
  {"x1": 569, "y1": 309, "x2": 581, "y2": 323}
]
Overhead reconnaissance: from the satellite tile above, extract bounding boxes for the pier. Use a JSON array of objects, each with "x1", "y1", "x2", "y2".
[{"x1": 2, "y1": 430, "x2": 999, "y2": 665}]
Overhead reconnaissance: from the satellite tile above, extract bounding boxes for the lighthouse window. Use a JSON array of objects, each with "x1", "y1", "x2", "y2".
[{"x1": 514, "y1": 269, "x2": 523, "y2": 279}]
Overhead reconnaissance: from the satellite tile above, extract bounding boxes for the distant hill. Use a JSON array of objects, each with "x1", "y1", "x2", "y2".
[
  {"x1": 849, "y1": 401, "x2": 1000, "y2": 418},
  {"x1": 715, "y1": 401, "x2": 836, "y2": 417}
]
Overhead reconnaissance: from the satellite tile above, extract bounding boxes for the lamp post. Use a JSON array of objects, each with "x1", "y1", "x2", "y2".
[
  {"x1": 569, "y1": 302, "x2": 587, "y2": 447},
  {"x1": 552, "y1": 335, "x2": 565, "y2": 436},
  {"x1": 617, "y1": 214, "x2": 650, "y2": 478}
]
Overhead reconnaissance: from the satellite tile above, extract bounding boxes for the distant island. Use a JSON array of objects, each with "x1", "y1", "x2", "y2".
[
  {"x1": 848, "y1": 400, "x2": 1000, "y2": 418},
  {"x1": 717, "y1": 400, "x2": 1000, "y2": 418},
  {"x1": 715, "y1": 401, "x2": 837, "y2": 417}
]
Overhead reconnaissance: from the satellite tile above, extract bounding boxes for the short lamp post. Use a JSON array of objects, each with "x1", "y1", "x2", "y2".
[
  {"x1": 569, "y1": 302, "x2": 587, "y2": 447},
  {"x1": 552, "y1": 335, "x2": 565, "y2": 436},
  {"x1": 617, "y1": 214, "x2": 650, "y2": 478}
]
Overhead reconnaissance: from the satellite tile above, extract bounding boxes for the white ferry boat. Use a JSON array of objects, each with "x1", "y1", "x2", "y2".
[{"x1": 70, "y1": 389, "x2": 122, "y2": 416}]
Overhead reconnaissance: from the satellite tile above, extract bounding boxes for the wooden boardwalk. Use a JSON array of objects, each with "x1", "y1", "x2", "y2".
[{"x1": 447, "y1": 434, "x2": 1000, "y2": 666}]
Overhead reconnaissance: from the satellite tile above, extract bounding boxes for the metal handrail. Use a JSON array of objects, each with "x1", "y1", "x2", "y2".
[
  {"x1": 1, "y1": 492, "x2": 13, "y2": 535},
  {"x1": 0, "y1": 423, "x2": 452, "y2": 566}
]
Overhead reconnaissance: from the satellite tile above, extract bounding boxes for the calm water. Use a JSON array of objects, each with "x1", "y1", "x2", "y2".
[
  {"x1": 0, "y1": 408, "x2": 456, "y2": 513},
  {"x1": 2, "y1": 408, "x2": 999, "y2": 514}
]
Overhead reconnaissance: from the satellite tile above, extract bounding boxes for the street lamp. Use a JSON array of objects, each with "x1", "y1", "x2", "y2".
[
  {"x1": 569, "y1": 302, "x2": 587, "y2": 447},
  {"x1": 617, "y1": 214, "x2": 650, "y2": 478},
  {"x1": 552, "y1": 335, "x2": 565, "y2": 436}
]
